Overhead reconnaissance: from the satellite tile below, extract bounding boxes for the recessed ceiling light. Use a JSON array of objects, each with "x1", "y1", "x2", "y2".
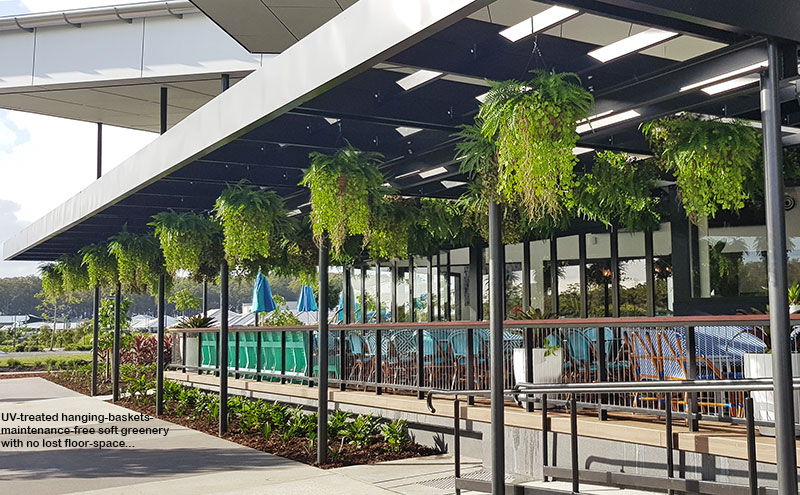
[
  {"x1": 396, "y1": 126, "x2": 423, "y2": 137},
  {"x1": 395, "y1": 169, "x2": 421, "y2": 179},
  {"x1": 576, "y1": 110, "x2": 641, "y2": 134},
  {"x1": 475, "y1": 92, "x2": 489, "y2": 103},
  {"x1": 324, "y1": 117, "x2": 340, "y2": 125},
  {"x1": 700, "y1": 75, "x2": 759, "y2": 95},
  {"x1": 441, "y1": 180, "x2": 467, "y2": 189},
  {"x1": 680, "y1": 60, "x2": 767, "y2": 92},
  {"x1": 572, "y1": 147, "x2": 594, "y2": 155},
  {"x1": 419, "y1": 166, "x2": 448, "y2": 179},
  {"x1": 299, "y1": 202, "x2": 311, "y2": 207},
  {"x1": 577, "y1": 110, "x2": 613, "y2": 124},
  {"x1": 396, "y1": 69, "x2": 443, "y2": 91},
  {"x1": 628, "y1": 153, "x2": 653, "y2": 160},
  {"x1": 499, "y1": 6, "x2": 580, "y2": 42},
  {"x1": 287, "y1": 209, "x2": 302, "y2": 217},
  {"x1": 588, "y1": 28, "x2": 678, "y2": 63}
]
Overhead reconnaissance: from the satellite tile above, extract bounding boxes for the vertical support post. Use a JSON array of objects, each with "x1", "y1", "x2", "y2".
[
  {"x1": 341, "y1": 267, "x2": 351, "y2": 391},
  {"x1": 549, "y1": 237, "x2": 558, "y2": 315},
  {"x1": 197, "y1": 330, "x2": 203, "y2": 375},
  {"x1": 360, "y1": 264, "x2": 367, "y2": 324},
  {"x1": 762, "y1": 41, "x2": 798, "y2": 495},
  {"x1": 156, "y1": 274, "x2": 165, "y2": 416},
  {"x1": 91, "y1": 285, "x2": 100, "y2": 396},
  {"x1": 467, "y1": 328, "x2": 475, "y2": 404},
  {"x1": 427, "y1": 256, "x2": 434, "y2": 322},
  {"x1": 454, "y1": 398, "x2": 462, "y2": 495},
  {"x1": 579, "y1": 233, "x2": 588, "y2": 319},
  {"x1": 221, "y1": 73, "x2": 230, "y2": 92},
  {"x1": 202, "y1": 281, "x2": 208, "y2": 317},
  {"x1": 409, "y1": 257, "x2": 416, "y2": 323},
  {"x1": 256, "y1": 331, "x2": 262, "y2": 382},
  {"x1": 234, "y1": 332, "x2": 240, "y2": 379},
  {"x1": 219, "y1": 260, "x2": 229, "y2": 435},
  {"x1": 417, "y1": 327, "x2": 425, "y2": 399},
  {"x1": 160, "y1": 87, "x2": 168, "y2": 135},
  {"x1": 182, "y1": 332, "x2": 187, "y2": 373},
  {"x1": 488, "y1": 200, "x2": 505, "y2": 495},
  {"x1": 542, "y1": 394, "x2": 549, "y2": 481},
  {"x1": 112, "y1": 282, "x2": 121, "y2": 402},
  {"x1": 685, "y1": 326, "x2": 699, "y2": 431},
  {"x1": 317, "y1": 236, "x2": 329, "y2": 465},
  {"x1": 645, "y1": 230, "x2": 656, "y2": 317},
  {"x1": 468, "y1": 245, "x2": 483, "y2": 321},
  {"x1": 280, "y1": 331, "x2": 287, "y2": 384},
  {"x1": 745, "y1": 396, "x2": 758, "y2": 495},
  {"x1": 307, "y1": 326, "x2": 314, "y2": 387},
  {"x1": 570, "y1": 394, "x2": 579, "y2": 494},
  {"x1": 376, "y1": 262, "x2": 383, "y2": 395},
  {"x1": 522, "y1": 242, "x2": 534, "y2": 412},
  {"x1": 391, "y1": 261, "x2": 398, "y2": 323},
  {"x1": 96, "y1": 123, "x2": 102, "y2": 179},
  {"x1": 610, "y1": 230, "x2": 620, "y2": 318},
  {"x1": 666, "y1": 392, "x2": 674, "y2": 482},
  {"x1": 446, "y1": 251, "x2": 452, "y2": 321}
]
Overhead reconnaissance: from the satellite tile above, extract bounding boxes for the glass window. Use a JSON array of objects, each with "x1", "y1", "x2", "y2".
[
  {"x1": 586, "y1": 233, "x2": 611, "y2": 317},
  {"x1": 396, "y1": 260, "x2": 410, "y2": 322},
  {"x1": 618, "y1": 232, "x2": 647, "y2": 316},
  {"x1": 505, "y1": 243, "x2": 523, "y2": 317},
  {"x1": 530, "y1": 239, "x2": 553, "y2": 315},
  {"x1": 556, "y1": 235, "x2": 580, "y2": 318}
]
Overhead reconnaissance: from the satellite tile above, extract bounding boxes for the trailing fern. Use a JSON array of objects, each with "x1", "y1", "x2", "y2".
[
  {"x1": 55, "y1": 254, "x2": 91, "y2": 295},
  {"x1": 149, "y1": 211, "x2": 223, "y2": 281},
  {"x1": 108, "y1": 230, "x2": 167, "y2": 294},
  {"x1": 80, "y1": 243, "x2": 118, "y2": 289}
]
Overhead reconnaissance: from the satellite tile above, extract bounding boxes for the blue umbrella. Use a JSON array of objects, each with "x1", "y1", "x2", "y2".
[
  {"x1": 297, "y1": 284, "x2": 318, "y2": 312},
  {"x1": 252, "y1": 271, "x2": 277, "y2": 313}
]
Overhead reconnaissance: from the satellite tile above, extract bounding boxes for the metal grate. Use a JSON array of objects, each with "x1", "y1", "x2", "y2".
[{"x1": 416, "y1": 470, "x2": 513, "y2": 490}]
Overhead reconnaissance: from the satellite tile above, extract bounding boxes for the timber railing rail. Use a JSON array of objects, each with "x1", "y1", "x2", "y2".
[
  {"x1": 427, "y1": 378, "x2": 800, "y2": 495},
  {"x1": 167, "y1": 314, "x2": 800, "y2": 426}
]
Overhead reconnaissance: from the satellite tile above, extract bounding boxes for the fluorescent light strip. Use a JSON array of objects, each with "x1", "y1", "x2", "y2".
[
  {"x1": 572, "y1": 147, "x2": 594, "y2": 155},
  {"x1": 499, "y1": 6, "x2": 579, "y2": 42},
  {"x1": 324, "y1": 117, "x2": 340, "y2": 125},
  {"x1": 396, "y1": 69, "x2": 443, "y2": 91},
  {"x1": 475, "y1": 92, "x2": 489, "y2": 103},
  {"x1": 680, "y1": 61, "x2": 767, "y2": 92},
  {"x1": 701, "y1": 75, "x2": 759, "y2": 95},
  {"x1": 395, "y1": 169, "x2": 421, "y2": 179},
  {"x1": 419, "y1": 166, "x2": 448, "y2": 179},
  {"x1": 287, "y1": 209, "x2": 302, "y2": 217},
  {"x1": 577, "y1": 110, "x2": 613, "y2": 124},
  {"x1": 396, "y1": 126, "x2": 423, "y2": 137},
  {"x1": 441, "y1": 180, "x2": 467, "y2": 189},
  {"x1": 576, "y1": 110, "x2": 641, "y2": 134},
  {"x1": 588, "y1": 28, "x2": 678, "y2": 63}
]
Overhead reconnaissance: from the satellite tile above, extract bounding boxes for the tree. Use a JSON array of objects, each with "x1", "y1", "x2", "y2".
[{"x1": 169, "y1": 289, "x2": 202, "y2": 316}]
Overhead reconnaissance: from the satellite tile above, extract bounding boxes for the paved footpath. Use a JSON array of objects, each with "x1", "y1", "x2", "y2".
[{"x1": 0, "y1": 378, "x2": 653, "y2": 495}]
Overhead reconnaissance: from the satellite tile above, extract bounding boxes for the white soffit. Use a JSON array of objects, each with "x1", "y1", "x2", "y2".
[
  {"x1": 190, "y1": 0, "x2": 359, "y2": 53},
  {"x1": 469, "y1": 0, "x2": 726, "y2": 62}
]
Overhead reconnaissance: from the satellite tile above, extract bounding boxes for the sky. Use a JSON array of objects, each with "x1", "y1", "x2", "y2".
[{"x1": 0, "y1": 0, "x2": 159, "y2": 278}]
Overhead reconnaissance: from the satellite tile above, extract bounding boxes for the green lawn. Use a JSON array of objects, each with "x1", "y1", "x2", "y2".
[{"x1": 0, "y1": 353, "x2": 92, "y2": 368}]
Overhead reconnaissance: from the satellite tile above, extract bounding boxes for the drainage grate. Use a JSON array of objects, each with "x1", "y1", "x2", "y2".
[{"x1": 417, "y1": 470, "x2": 514, "y2": 490}]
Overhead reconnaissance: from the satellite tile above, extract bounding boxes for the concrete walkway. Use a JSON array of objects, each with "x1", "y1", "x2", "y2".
[{"x1": 0, "y1": 378, "x2": 654, "y2": 495}]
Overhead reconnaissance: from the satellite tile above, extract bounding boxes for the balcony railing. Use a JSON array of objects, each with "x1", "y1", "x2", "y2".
[{"x1": 167, "y1": 314, "x2": 800, "y2": 428}]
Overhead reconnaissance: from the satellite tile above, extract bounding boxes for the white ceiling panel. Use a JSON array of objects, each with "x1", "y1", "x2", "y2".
[
  {"x1": 271, "y1": 7, "x2": 343, "y2": 40},
  {"x1": 192, "y1": 0, "x2": 297, "y2": 52}
]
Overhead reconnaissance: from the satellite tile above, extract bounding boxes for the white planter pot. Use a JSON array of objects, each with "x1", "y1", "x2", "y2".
[
  {"x1": 743, "y1": 352, "x2": 800, "y2": 436},
  {"x1": 513, "y1": 347, "x2": 562, "y2": 385},
  {"x1": 790, "y1": 304, "x2": 800, "y2": 314}
]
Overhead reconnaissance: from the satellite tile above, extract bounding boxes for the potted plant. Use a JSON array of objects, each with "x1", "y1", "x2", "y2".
[
  {"x1": 789, "y1": 282, "x2": 800, "y2": 314},
  {"x1": 509, "y1": 308, "x2": 562, "y2": 386}
]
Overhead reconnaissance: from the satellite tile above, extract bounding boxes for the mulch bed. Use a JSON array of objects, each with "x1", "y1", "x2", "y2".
[
  {"x1": 43, "y1": 371, "x2": 112, "y2": 396},
  {"x1": 41, "y1": 372, "x2": 438, "y2": 469},
  {"x1": 0, "y1": 370, "x2": 47, "y2": 379}
]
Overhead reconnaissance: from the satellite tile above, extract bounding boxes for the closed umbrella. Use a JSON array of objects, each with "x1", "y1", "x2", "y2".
[
  {"x1": 297, "y1": 284, "x2": 318, "y2": 312},
  {"x1": 252, "y1": 271, "x2": 277, "y2": 314}
]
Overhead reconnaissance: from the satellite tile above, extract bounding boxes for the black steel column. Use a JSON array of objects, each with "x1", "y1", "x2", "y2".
[
  {"x1": 219, "y1": 261, "x2": 229, "y2": 435},
  {"x1": 160, "y1": 87, "x2": 167, "y2": 134},
  {"x1": 522, "y1": 242, "x2": 534, "y2": 412},
  {"x1": 96, "y1": 123, "x2": 102, "y2": 179},
  {"x1": 610, "y1": 230, "x2": 621, "y2": 318},
  {"x1": 112, "y1": 282, "x2": 121, "y2": 402},
  {"x1": 468, "y1": 245, "x2": 483, "y2": 321},
  {"x1": 317, "y1": 237, "x2": 329, "y2": 464},
  {"x1": 645, "y1": 231, "x2": 656, "y2": 317},
  {"x1": 761, "y1": 39, "x2": 797, "y2": 493},
  {"x1": 549, "y1": 237, "x2": 558, "y2": 315},
  {"x1": 360, "y1": 265, "x2": 367, "y2": 324},
  {"x1": 578, "y1": 233, "x2": 588, "y2": 319},
  {"x1": 375, "y1": 262, "x2": 382, "y2": 395},
  {"x1": 409, "y1": 257, "x2": 415, "y2": 323},
  {"x1": 156, "y1": 274, "x2": 166, "y2": 415},
  {"x1": 427, "y1": 256, "x2": 434, "y2": 322},
  {"x1": 488, "y1": 201, "x2": 505, "y2": 495},
  {"x1": 221, "y1": 73, "x2": 230, "y2": 92},
  {"x1": 91, "y1": 285, "x2": 100, "y2": 396},
  {"x1": 203, "y1": 281, "x2": 208, "y2": 317},
  {"x1": 391, "y1": 261, "x2": 398, "y2": 323},
  {"x1": 341, "y1": 267, "x2": 351, "y2": 391}
]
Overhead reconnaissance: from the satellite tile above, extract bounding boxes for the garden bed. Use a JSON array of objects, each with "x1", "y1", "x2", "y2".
[{"x1": 42, "y1": 366, "x2": 438, "y2": 469}]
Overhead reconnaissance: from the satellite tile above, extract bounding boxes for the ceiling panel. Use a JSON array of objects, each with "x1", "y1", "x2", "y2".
[
  {"x1": 271, "y1": 7, "x2": 343, "y2": 40},
  {"x1": 191, "y1": 0, "x2": 297, "y2": 52}
]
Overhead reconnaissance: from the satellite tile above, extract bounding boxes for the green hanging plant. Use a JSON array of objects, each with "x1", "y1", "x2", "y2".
[
  {"x1": 55, "y1": 254, "x2": 90, "y2": 295},
  {"x1": 408, "y1": 198, "x2": 476, "y2": 257},
  {"x1": 368, "y1": 197, "x2": 417, "y2": 260},
  {"x1": 214, "y1": 180, "x2": 289, "y2": 267},
  {"x1": 108, "y1": 230, "x2": 166, "y2": 294},
  {"x1": 79, "y1": 243, "x2": 118, "y2": 289},
  {"x1": 299, "y1": 143, "x2": 387, "y2": 255},
  {"x1": 574, "y1": 151, "x2": 661, "y2": 231},
  {"x1": 260, "y1": 216, "x2": 318, "y2": 283},
  {"x1": 641, "y1": 115, "x2": 760, "y2": 222},
  {"x1": 478, "y1": 71, "x2": 594, "y2": 221},
  {"x1": 149, "y1": 211, "x2": 224, "y2": 281},
  {"x1": 39, "y1": 263, "x2": 64, "y2": 303}
]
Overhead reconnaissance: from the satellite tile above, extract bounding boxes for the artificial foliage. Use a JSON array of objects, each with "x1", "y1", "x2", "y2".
[
  {"x1": 79, "y1": 243, "x2": 118, "y2": 289},
  {"x1": 574, "y1": 151, "x2": 661, "y2": 231},
  {"x1": 149, "y1": 211, "x2": 223, "y2": 281},
  {"x1": 263, "y1": 217, "x2": 318, "y2": 284},
  {"x1": 642, "y1": 115, "x2": 760, "y2": 222},
  {"x1": 55, "y1": 254, "x2": 90, "y2": 295},
  {"x1": 214, "y1": 180, "x2": 288, "y2": 267},
  {"x1": 477, "y1": 71, "x2": 593, "y2": 221},
  {"x1": 408, "y1": 198, "x2": 475, "y2": 257},
  {"x1": 107, "y1": 230, "x2": 167, "y2": 294},
  {"x1": 368, "y1": 197, "x2": 416, "y2": 260},
  {"x1": 39, "y1": 263, "x2": 64, "y2": 302},
  {"x1": 299, "y1": 143, "x2": 387, "y2": 255}
]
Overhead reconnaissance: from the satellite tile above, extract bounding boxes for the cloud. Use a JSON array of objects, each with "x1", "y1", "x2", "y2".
[{"x1": 0, "y1": 199, "x2": 39, "y2": 278}]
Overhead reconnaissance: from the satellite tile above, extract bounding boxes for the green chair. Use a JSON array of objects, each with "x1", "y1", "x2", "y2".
[{"x1": 200, "y1": 333, "x2": 217, "y2": 372}]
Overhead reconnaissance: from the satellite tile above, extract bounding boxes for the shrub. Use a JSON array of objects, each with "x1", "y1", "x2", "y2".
[
  {"x1": 327, "y1": 410, "x2": 351, "y2": 438},
  {"x1": 382, "y1": 419, "x2": 410, "y2": 452},
  {"x1": 345, "y1": 413, "x2": 381, "y2": 449},
  {"x1": 5, "y1": 358, "x2": 21, "y2": 368}
]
